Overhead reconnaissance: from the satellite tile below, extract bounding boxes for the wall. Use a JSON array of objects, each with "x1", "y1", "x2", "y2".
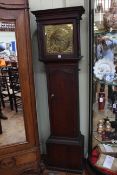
[
  {"x1": 28, "y1": 0, "x2": 89, "y2": 155},
  {"x1": 0, "y1": 32, "x2": 16, "y2": 45}
]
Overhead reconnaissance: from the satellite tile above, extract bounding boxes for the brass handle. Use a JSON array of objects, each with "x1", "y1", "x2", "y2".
[{"x1": 51, "y1": 93, "x2": 55, "y2": 98}]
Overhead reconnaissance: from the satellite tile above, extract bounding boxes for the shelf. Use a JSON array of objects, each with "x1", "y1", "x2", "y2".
[
  {"x1": 93, "y1": 131, "x2": 115, "y2": 144},
  {"x1": 93, "y1": 78, "x2": 117, "y2": 86},
  {"x1": 94, "y1": 30, "x2": 117, "y2": 35}
]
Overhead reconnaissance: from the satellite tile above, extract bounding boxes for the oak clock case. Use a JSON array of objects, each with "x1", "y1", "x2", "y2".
[
  {"x1": 0, "y1": 1, "x2": 40, "y2": 175},
  {"x1": 32, "y1": 6, "x2": 85, "y2": 173},
  {"x1": 33, "y1": 7, "x2": 84, "y2": 62},
  {"x1": 87, "y1": 0, "x2": 117, "y2": 175}
]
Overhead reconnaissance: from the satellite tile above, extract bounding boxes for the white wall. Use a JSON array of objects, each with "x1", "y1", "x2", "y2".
[
  {"x1": 29, "y1": 0, "x2": 89, "y2": 155},
  {"x1": 0, "y1": 32, "x2": 16, "y2": 44}
]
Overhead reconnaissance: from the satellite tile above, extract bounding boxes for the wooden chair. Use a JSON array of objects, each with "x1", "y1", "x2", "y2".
[
  {"x1": 0, "y1": 74, "x2": 14, "y2": 110},
  {"x1": 0, "y1": 66, "x2": 22, "y2": 112},
  {"x1": 9, "y1": 72, "x2": 22, "y2": 112}
]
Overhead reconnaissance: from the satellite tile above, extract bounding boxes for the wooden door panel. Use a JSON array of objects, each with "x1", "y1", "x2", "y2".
[{"x1": 47, "y1": 64, "x2": 79, "y2": 138}]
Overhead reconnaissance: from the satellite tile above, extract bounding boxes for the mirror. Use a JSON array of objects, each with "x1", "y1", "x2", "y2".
[
  {"x1": 0, "y1": 21, "x2": 26, "y2": 147},
  {"x1": 0, "y1": 2, "x2": 40, "y2": 174}
]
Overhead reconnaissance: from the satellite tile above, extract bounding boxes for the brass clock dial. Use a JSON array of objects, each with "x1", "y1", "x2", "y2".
[{"x1": 44, "y1": 24, "x2": 73, "y2": 54}]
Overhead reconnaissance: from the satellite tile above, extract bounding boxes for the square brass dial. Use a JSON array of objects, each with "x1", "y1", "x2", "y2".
[{"x1": 44, "y1": 24, "x2": 73, "y2": 55}]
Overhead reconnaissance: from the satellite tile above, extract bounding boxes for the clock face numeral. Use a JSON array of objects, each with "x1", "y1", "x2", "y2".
[{"x1": 44, "y1": 24, "x2": 73, "y2": 55}]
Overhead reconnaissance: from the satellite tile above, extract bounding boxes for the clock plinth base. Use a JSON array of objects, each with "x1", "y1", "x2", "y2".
[{"x1": 46, "y1": 135, "x2": 84, "y2": 173}]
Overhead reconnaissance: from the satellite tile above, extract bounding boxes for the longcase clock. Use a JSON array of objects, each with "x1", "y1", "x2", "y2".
[{"x1": 32, "y1": 6, "x2": 85, "y2": 173}]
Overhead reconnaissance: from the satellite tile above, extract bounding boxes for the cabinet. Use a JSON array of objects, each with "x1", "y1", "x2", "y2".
[
  {"x1": 32, "y1": 6, "x2": 85, "y2": 173},
  {"x1": 87, "y1": 0, "x2": 117, "y2": 174},
  {"x1": 0, "y1": 1, "x2": 40, "y2": 175}
]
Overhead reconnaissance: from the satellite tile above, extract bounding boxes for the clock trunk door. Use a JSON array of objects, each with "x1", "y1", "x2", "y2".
[{"x1": 46, "y1": 63, "x2": 79, "y2": 138}]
